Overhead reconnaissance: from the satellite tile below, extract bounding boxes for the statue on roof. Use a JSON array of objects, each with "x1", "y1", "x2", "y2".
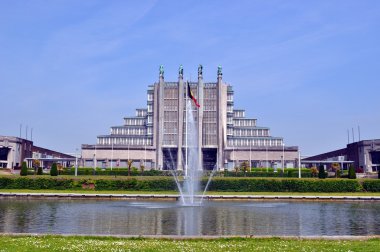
[
  {"x1": 198, "y1": 64, "x2": 203, "y2": 76},
  {"x1": 179, "y1": 64, "x2": 183, "y2": 76},
  {"x1": 217, "y1": 65, "x2": 222, "y2": 76},
  {"x1": 159, "y1": 65, "x2": 164, "y2": 76}
]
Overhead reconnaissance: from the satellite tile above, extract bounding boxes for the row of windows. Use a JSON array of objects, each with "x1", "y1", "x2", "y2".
[
  {"x1": 203, "y1": 111, "x2": 217, "y2": 123},
  {"x1": 124, "y1": 118, "x2": 146, "y2": 126},
  {"x1": 204, "y1": 88, "x2": 217, "y2": 99},
  {"x1": 136, "y1": 109, "x2": 147, "y2": 117},
  {"x1": 203, "y1": 99, "x2": 217, "y2": 111},
  {"x1": 227, "y1": 94, "x2": 234, "y2": 102},
  {"x1": 111, "y1": 127, "x2": 146, "y2": 136},
  {"x1": 98, "y1": 137, "x2": 152, "y2": 146},
  {"x1": 234, "y1": 119, "x2": 256, "y2": 127},
  {"x1": 228, "y1": 138, "x2": 283, "y2": 147},
  {"x1": 147, "y1": 93, "x2": 154, "y2": 101},
  {"x1": 163, "y1": 134, "x2": 176, "y2": 146},
  {"x1": 234, "y1": 129, "x2": 269, "y2": 137},
  {"x1": 163, "y1": 122, "x2": 178, "y2": 134},
  {"x1": 164, "y1": 88, "x2": 178, "y2": 99},
  {"x1": 164, "y1": 99, "x2": 178, "y2": 111},
  {"x1": 233, "y1": 110, "x2": 245, "y2": 118}
]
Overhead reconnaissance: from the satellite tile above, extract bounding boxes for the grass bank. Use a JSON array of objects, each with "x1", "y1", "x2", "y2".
[{"x1": 0, "y1": 235, "x2": 379, "y2": 252}]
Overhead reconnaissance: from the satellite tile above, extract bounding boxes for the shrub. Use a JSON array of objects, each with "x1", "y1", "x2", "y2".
[
  {"x1": 362, "y1": 180, "x2": 380, "y2": 192},
  {"x1": 37, "y1": 167, "x2": 43, "y2": 175},
  {"x1": 50, "y1": 163, "x2": 58, "y2": 176},
  {"x1": 348, "y1": 164, "x2": 356, "y2": 179},
  {"x1": 205, "y1": 178, "x2": 361, "y2": 192},
  {"x1": 20, "y1": 161, "x2": 28, "y2": 176},
  {"x1": 318, "y1": 165, "x2": 326, "y2": 179}
]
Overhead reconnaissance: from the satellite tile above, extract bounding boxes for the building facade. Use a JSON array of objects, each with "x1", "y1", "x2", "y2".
[
  {"x1": 303, "y1": 139, "x2": 380, "y2": 172},
  {"x1": 0, "y1": 135, "x2": 75, "y2": 170},
  {"x1": 82, "y1": 66, "x2": 299, "y2": 170}
]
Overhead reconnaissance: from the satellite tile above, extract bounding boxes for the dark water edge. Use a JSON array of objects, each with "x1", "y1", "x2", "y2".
[{"x1": 1, "y1": 199, "x2": 379, "y2": 236}]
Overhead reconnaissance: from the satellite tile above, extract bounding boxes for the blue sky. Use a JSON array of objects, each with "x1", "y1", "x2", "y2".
[{"x1": 1, "y1": 0, "x2": 379, "y2": 156}]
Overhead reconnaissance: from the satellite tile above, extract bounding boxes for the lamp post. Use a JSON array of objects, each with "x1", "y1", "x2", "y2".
[
  {"x1": 298, "y1": 150, "x2": 301, "y2": 178},
  {"x1": 111, "y1": 141, "x2": 113, "y2": 171},
  {"x1": 266, "y1": 145, "x2": 268, "y2": 172},
  {"x1": 282, "y1": 142, "x2": 285, "y2": 173},
  {"x1": 75, "y1": 148, "x2": 78, "y2": 177}
]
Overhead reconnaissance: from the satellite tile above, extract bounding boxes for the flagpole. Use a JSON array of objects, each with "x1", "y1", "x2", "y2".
[{"x1": 185, "y1": 81, "x2": 188, "y2": 178}]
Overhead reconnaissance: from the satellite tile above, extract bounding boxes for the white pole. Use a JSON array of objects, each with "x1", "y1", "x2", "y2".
[
  {"x1": 94, "y1": 145, "x2": 97, "y2": 171},
  {"x1": 185, "y1": 81, "x2": 188, "y2": 177},
  {"x1": 111, "y1": 140, "x2": 113, "y2": 171},
  {"x1": 266, "y1": 145, "x2": 268, "y2": 172},
  {"x1": 75, "y1": 148, "x2": 78, "y2": 176},
  {"x1": 144, "y1": 144, "x2": 146, "y2": 169},
  {"x1": 298, "y1": 150, "x2": 301, "y2": 178},
  {"x1": 249, "y1": 141, "x2": 251, "y2": 170},
  {"x1": 232, "y1": 145, "x2": 235, "y2": 170},
  {"x1": 282, "y1": 142, "x2": 285, "y2": 173}
]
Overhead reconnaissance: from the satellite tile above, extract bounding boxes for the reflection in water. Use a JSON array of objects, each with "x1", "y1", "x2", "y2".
[{"x1": 0, "y1": 199, "x2": 379, "y2": 236}]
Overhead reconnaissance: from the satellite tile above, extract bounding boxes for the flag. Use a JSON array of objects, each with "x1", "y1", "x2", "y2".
[{"x1": 187, "y1": 82, "x2": 200, "y2": 108}]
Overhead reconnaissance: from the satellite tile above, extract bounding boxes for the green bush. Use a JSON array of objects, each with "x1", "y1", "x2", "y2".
[
  {"x1": 50, "y1": 163, "x2": 58, "y2": 176},
  {"x1": 0, "y1": 177, "x2": 376, "y2": 193},
  {"x1": 20, "y1": 162, "x2": 28, "y2": 176},
  {"x1": 206, "y1": 178, "x2": 361, "y2": 192},
  {"x1": 37, "y1": 167, "x2": 43, "y2": 175},
  {"x1": 362, "y1": 180, "x2": 380, "y2": 192},
  {"x1": 348, "y1": 164, "x2": 356, "y2": 179}
]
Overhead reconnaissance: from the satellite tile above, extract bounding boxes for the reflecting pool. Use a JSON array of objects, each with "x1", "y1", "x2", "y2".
[{"x1": 1, "y1": 199, "x2": 379, "y2": 236}]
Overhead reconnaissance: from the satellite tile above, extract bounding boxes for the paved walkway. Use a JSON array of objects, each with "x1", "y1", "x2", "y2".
[{"x1": 1, "y1": 192, "x2": 380, "y2": 201}]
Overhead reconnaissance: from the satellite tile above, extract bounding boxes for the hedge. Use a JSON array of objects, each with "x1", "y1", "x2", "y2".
[
  {"x1": 205, "y1": 178, "x2": 362, "y2": 192},
  {"x1": 362, "y1": 180, "x2": 380, "y2": 192},
  {"x1": 0, "y1": 177, "x2": 377, "y2": 192},
  {"x1": 0, "y1": 177, "x2": 176, "y2": 191}
]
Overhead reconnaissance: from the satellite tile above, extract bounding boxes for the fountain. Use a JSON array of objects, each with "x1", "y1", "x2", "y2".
[{"x1": 167, "y1": 98, "x2": 217, "y2": 206}]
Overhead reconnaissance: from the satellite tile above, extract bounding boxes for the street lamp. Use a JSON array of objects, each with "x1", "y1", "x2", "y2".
[
  {"x1": 75, "y1": 148, "x2": 78, "y2": 177},
  {"x1": 282, "y1": 142, "x2": 285, "y2": 173}
]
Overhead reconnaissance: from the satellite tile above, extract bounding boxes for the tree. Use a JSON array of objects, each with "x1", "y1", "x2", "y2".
[
  {"x1": 127, "y1": 160, "x2": 133, "y2": 176},
  {"x1": 240, "y1": 161, "x2": 249, "y2": 177},
  {"x1": 57, "y1": 163, "x2": 63, "y2": 175},
  {"x1": 310, "y1": 167, "x2": 318, "y2": 177},
  {"x1": 32, "y1": 159, "x2": 40, "y2": 175},
  {"x1": 331, "y1": 163, "x2": 340, "y2": 178},
  {"x1": 20, "y1": 161, "x2": 28, "y2": 176},
  {"x1": 140, "y1": 160, "x2": 145, "y2": 174},
  {"x1": 37, "y1": 167, "x2": 43, "y2": 175},
  {"x1": 234, "y1": 165, "x2": 240, "y2": 176},
  {"x1": 318, "y1": 165, "x2": 326, "y2": 179},
  {"x1": 348, "y1": 164, "x2": 356, "y2": 179},
  {"x1": 50, "y1": 163, "x2": 58, "y2": 176}
]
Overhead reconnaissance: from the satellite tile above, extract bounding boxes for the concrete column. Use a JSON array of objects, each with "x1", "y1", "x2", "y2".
[
  {"x1": 197, "y1": 66, "x2": 204, "y2": 170},
  {"x1": 156, "y1": 66, "x2": 165, "y2": 170},
  {"x1": 177, "y1": 67, "x2": 184, "y2": 170},
  {"x1": 217, "y1": 66, "x2": 224, "y2": 170}
]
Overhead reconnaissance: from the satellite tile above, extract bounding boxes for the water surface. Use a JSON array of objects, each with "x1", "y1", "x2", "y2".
[{"x1": 0, "y1": 199, "x2": 379, "y2": 236}]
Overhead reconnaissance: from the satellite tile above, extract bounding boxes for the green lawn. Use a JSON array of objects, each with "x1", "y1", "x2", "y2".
[
  {"x1": 0, "y1": 235, "x2": 379, "y2": 252},
  {"x1": 1, "y1": 188, "x2": 380, "y2": 196}
]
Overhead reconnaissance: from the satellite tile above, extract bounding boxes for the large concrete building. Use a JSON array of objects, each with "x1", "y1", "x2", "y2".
[{"x1": 82, "y1": 66, "x2": 299, "y2": 170}]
